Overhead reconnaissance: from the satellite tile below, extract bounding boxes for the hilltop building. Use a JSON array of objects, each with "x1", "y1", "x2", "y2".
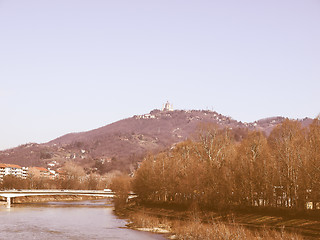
[{"x1": 162, "y1": 101, "x2": 173, "y2": 111}]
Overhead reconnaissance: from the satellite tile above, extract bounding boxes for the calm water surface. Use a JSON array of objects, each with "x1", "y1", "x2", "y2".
[{"x1": 0, "y1": 200, "x2": 166, "y2": 240}]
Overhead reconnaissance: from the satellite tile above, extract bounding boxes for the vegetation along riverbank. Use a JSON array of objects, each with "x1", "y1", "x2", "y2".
[
  {"x1": 111, "y1": 118, "x2": 320, "y2": 239},
  {"x1": 115, "y1": 200, "x2": 310, "y2": 240}
]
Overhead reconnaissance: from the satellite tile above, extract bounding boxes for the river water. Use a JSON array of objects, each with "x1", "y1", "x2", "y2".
[{"x1": 0, "y1": 199, "x2": 166, "y2": 240}]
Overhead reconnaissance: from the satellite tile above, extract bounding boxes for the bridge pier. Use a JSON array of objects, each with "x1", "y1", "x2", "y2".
[{"x1": 6, "y1": 197, "x2": 11, "y2": 208}]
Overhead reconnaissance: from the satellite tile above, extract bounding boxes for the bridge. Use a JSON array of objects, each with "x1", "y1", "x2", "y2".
[{"x1": 0, "y1": 189, "x2": 116, "y2": 208}]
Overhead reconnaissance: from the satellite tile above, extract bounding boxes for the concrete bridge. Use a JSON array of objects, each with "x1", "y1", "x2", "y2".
[{"x1": 0, "y1": 189, "x2": 115, "y2": 208}]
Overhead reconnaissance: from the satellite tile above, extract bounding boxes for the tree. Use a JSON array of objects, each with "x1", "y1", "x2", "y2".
[
  {"x1": 86, "y1": 173, "x2": 100, "y2": 190},
  {"x1": 133, "y1": 154, "x2": 163, "y2": 202},
  {"x1": 268, "y1": 119, "x2": 305, "y2": 209},
  {"x1": 60, "y1": 162, "x2": 86, "y2": 189},
  {"x1": 194, "y1": 124, "x2": 236, "y2": 209},
  {"x1": 1, "y1": 175, "x2": 27, "y2": 190},
  {"x1": 235, "y1": 131, "x2": 272, "y2": 207},
  {"x1": 110, "y1": 174, "x2": 131, "y2": 208},
  {"x1": 305, "y1": 118, "x2": 320, "y2": 202}
]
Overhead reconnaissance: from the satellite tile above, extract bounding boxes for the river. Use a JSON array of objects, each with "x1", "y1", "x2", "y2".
[{"x1": 0, "y1": 199, "x2": 167, "y2": 240}]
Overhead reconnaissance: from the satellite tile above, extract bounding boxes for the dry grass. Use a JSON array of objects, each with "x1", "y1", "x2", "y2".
[
  {"x1": 128, "y1": 212, "x2": 304, "y2": 240},
  {"x1": 172, "y1": 220, "x2": 303, "y2": 240},
  {"x1": 128, "y1": 212, "x2": 171, "y2": 234}
]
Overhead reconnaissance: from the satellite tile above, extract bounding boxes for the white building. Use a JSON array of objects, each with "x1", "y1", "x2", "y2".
[
  {"x1": 162, "y1": 101, "x2": 173, "y2": 111},
  {"x1": 0, "y1": 164, "x2": 28, "y2": 180}
]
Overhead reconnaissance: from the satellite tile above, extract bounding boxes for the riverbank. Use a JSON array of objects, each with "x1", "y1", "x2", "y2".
[
  {"x1": 0, "y1": 195, "x2": 108, "y2": 205},
  {"x1": 115, "y1": 201, "x2": 320, "y2": 239}
]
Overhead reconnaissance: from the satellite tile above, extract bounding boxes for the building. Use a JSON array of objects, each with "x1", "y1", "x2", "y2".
[
  {"x1": 0, "y1": 163, "x2": 63, "y2": 181},
  {"x1": 28, "y1": 167, "x2": 51, "y2": 178},
  {"x1": 0, "y1": 164, "x2": 28, "y2": 180},
  {"x1": 162, "y1": 101, "x2": 173, "y2": 111}
]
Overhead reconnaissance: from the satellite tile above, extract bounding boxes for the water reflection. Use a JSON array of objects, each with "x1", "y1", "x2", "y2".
[{"x1": 0, "y1": 200, "x2": 166, "y2": 240}]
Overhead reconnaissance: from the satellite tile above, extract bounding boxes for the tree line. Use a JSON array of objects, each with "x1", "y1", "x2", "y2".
[{"x1": 132, "y1": 119, "x2": 320, "y2": 210}]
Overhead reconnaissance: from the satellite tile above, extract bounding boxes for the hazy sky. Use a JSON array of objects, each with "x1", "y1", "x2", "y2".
[{"x1": 0, "y1": 0, "x2": 319, "y2": 150}]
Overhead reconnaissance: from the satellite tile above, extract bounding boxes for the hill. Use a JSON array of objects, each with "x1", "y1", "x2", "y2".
[{"x1": 0, "y1": 109, "x2": 313, "y2": 173}]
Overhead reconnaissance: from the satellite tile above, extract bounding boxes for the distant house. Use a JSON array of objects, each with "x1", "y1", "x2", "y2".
[
  {"x1": 47, "y1": 168, "x2": 62, "y2": 179},
  {"x1": 47, "y1": 161, "x2": 57, "y2": 168},
  {"x1": 55, "y1": 169, "x2": 65, "y2": 179},
  {"x1": 28, "y1": 167, "x2": 50, "y2": 178},
  {"x1": 0, "y1": 163, "x2": 28, "y2": 180},
  {"x1": 135, "y1": 114, "x2": 156, "y2": 120}
]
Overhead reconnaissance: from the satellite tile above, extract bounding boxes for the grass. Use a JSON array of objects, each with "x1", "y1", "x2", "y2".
[
  {"x1": 172, "y1": 220, "x2": 303, "y2": 240},
  {"x1": 127, "y1": 212, "x2": 304, "y2": 239},
  {"x1": 127, "y1": 212, "x2": 171, "y2": 233}
]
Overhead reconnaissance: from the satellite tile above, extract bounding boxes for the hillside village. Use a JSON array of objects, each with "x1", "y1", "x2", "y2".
[
  {"x1": 0, "y1": 163, "x2": 62, "y2": 181},
  {"x1": 0, "y1": 103, "x2": 314, "y2": 174}
]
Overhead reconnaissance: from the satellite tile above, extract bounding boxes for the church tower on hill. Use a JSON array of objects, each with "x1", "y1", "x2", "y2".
[{"x1": 162, "y1": 101, "x2": 173, "y2": 111}]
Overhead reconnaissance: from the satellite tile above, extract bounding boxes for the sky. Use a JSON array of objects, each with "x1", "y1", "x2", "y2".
[{"x1": 0, "y1": 0, "x2": 319, "y2": 150}]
